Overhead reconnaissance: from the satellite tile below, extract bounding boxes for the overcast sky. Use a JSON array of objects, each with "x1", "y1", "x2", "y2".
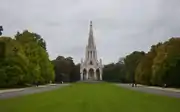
[{"x1": 1, "y1": 0, "x2": 180, "y2": 64}]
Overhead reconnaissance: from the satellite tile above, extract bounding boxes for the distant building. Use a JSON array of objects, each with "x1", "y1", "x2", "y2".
[{"x1": 80, "y1": 21, "x2": 103, "y2": 81}]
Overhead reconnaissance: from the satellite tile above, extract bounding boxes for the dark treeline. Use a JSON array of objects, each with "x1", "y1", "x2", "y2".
[
  {"x1": 103, "y1": 37, "x2": 180, "y2": 88},
  {"x1": 1, "y1": 27, "x2": 180, "y2": 88},
  {"x1": 52, "y1": 56, "x2": 80, "y2": 83}
]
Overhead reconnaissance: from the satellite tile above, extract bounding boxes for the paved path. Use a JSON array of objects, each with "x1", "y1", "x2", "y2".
[
  {"x1": 0, "y1": 84, "x2": 69, "y2": 99},
  {"x1": 115, "y1": 83, "x2": 180, "y2": 98}
]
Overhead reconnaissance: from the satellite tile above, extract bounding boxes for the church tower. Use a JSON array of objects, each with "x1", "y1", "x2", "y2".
[{"x1": 80, "y1": 21, "x2": 103, "y2": 81}]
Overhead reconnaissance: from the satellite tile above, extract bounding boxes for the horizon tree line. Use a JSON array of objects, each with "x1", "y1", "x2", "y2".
[{"x1": 0, "y1": 26, "x2": 180, "y2": 88}]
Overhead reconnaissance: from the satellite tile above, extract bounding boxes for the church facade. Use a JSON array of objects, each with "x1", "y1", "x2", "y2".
[{"x1": 80, "y1": 21, "x2": 103, "y2": 81}]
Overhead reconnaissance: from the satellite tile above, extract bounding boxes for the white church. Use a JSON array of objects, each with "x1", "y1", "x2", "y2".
[{"x1": 80, "y1": 21, "x2": 103, "y2": 81}]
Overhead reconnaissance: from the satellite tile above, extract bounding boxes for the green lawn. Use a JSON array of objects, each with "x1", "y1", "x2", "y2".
[{"x1": 0, "y1": 83, "x2": 180, "y2": 112}]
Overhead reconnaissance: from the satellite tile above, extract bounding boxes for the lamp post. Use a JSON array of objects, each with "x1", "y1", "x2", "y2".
[{"x1": 0, "y1": 26, "x2": 3, "y2": 36}]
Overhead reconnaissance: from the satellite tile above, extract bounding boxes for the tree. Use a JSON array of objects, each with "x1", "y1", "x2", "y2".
[
  {"x1": 103, "y1": 62, "x2": 126, "y2": 82},
  {"x1": 0, "y1": 37, "x2": 28, "y2": 87},
  {"x1": 33, "y1": 33, "x2": 47, "y2": 51},
  {"x1": 0, "y1": 30, "x2": 54, "y2": 87},
  {"x1": 52, "y1": 56, "x2": 78, "y2": 83},
  {"x1": 102, "y1": 37, "x2": 180, "y2": 88},
  {"x1": 124, "y1": 51, "x2": 145, "y2": 83},
  {"x1": 15, "y1": 30, "x2": 47, "y2": 50},
  {"x1": 70, "y1": 63, "x2": 80, "y2": 82},
  {"x1": 151, "y1": 38, "x2": 180, "y2": 87},
  {"x1": 135, "y1": 45, "x2": 159, "y2": 85},
  {"x1": 18, "y1": 31, "x2": 54, "y2": 84},
  {"x1": 0, "y1": 41, "x2": 5, "y2": 59}
]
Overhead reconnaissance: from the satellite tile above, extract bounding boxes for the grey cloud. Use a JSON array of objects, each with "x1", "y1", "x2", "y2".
[{"x1": 1, "y1": 0, "x2": 180, "y2": 64}]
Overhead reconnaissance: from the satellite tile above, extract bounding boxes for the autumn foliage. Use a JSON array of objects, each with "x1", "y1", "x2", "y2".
[{"x1": 103, "y1": 37, "x2": 180, "y2": 87}]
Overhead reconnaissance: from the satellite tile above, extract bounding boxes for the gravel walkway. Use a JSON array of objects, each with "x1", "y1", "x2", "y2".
[
  {"x1": 0, "y1": 84, "x2": 69, "y2": 99},
  {"x1": 115, "y1": 83, "x2": 180, "y2": 98}
]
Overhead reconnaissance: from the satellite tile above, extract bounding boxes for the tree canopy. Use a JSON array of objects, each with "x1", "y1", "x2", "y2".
[
  {"x1": 103, "y1": 37, "x2": 180, "y2": 88},
  {"x1": 0, "y1": 30, "x2": 54, "y2": 87},
  {"x1": 52, "y1": 56, "x2": 80, "y2": 83}
]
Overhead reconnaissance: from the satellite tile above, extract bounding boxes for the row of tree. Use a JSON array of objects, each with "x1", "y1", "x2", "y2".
[
  {"x1": 0, "y1": 30, "x2": 54, "y2": 87},
  {"x1": 1, "y1": 27, "x2": 179, "y2": 88},
  {"x1": 103, "y1": 37, "x2": 180, "y2": 88}
]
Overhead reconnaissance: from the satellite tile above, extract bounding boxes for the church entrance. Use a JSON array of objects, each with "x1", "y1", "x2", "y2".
[
  {"x1": 83, "y1": 69, "x2": 87, "y2": 80},
  {"x1": 88, "y1": 68, "x2": 94, "y2": 80},
  {"x1": 96, "y1": 69, "x2": 100, "y2": 80}
]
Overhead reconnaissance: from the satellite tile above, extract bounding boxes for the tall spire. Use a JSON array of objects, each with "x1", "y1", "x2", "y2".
[{"x1": 88, "y1": 21, "x2": 95, "y2": 48}]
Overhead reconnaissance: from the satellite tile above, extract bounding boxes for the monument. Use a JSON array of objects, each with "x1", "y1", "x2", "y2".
[{"x1": 80, "y1": 21, "x2": 103, "y2": 81}]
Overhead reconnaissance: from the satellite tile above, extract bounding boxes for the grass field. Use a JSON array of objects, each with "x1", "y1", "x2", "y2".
[{"x1": 0, "y1": 83, "x2": 180, "y2": 112}]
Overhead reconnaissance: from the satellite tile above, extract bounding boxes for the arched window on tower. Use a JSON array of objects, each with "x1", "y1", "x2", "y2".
[
  {"x1": 87, "y1": 51, "x2": 89, "y2": 59},
  {"x1": 89, "y1": 51, "x2": 90, "y2": 58},
  {"x1": 90, "y1": 51, "x2": 92, "y2": 58}
]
